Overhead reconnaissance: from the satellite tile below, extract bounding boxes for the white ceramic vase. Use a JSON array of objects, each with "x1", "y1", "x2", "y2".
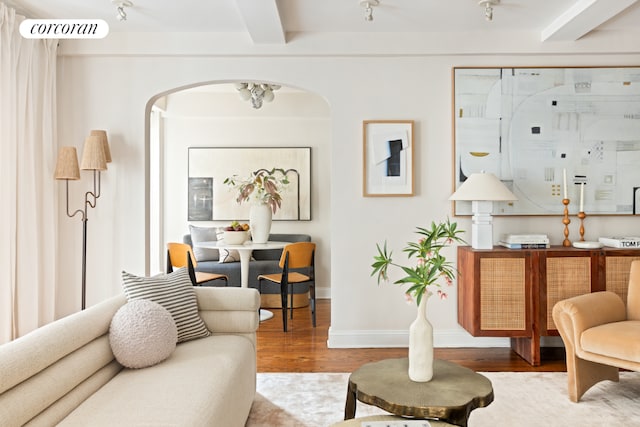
[
  {"x1": 408, "y1": 292, "x2": 434, "y2": 382},
  {"x1": 249, "y1": 202, "x2": 272, "y2": 244}
]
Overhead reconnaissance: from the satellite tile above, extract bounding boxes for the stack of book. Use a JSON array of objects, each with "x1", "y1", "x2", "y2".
[
  {"x1": 598, "y1": 237, "x2": 640, "y2": 248},
  {"x1": 498, "y1": 234, "x2": 550, "y2": 249}
]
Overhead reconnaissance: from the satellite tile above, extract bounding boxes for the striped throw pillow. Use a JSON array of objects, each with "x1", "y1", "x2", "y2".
[{"x1": 121, "y1": 269, "x2": 211, "y2": 343}]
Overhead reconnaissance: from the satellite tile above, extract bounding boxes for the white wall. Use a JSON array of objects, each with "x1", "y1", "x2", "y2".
[
  {"x1": 159, "y1": 87, "x2": 332, "y2": 294},
  {"x1": 55, "y1": 31, "x2": 640, "y2": 348}
]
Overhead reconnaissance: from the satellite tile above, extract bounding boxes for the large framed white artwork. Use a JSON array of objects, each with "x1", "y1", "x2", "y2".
[
  {"x1": 453, "y1": 66, "x2": 640, "y2": 216},
  {"x1": 363, "y1": 120, "x2": 415, "y2": 197},
  {"x1": 188, "y1": 147, "x2": 311, "y2": 221}
]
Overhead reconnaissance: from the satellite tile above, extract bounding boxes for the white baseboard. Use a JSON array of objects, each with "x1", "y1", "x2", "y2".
[
  {"x1": 315, "y1": 286, "x2": 331, "y2": 299},
  {"x1": 319, "y1": 294, "x2": 564, "y2": 349},
  {"x1": 327, "y1": 327, "x2": 512, "y2": 348}
]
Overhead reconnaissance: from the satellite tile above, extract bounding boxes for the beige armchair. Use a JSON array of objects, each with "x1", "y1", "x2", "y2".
[{"x1": 553, "y1": 260, "x2": 640, "y2": 402}]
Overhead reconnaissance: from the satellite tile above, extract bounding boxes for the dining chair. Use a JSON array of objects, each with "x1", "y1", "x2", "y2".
[
  {"x1": 166, "y1": 242, "x2": 228, "y2": 287},
  {"x1": 258, "y1": 242, "x2": 316, "y2": 332}
]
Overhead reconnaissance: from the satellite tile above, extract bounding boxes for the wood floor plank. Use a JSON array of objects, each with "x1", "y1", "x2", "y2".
[{"x1": 256, "y1": 300, "x2": 567, "y2": 373}]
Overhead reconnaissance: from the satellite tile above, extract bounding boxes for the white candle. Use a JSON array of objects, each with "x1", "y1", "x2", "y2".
[
  {"x1": 563, "y1": 169, "x2": 567, "y2": 199},
  {"x1": 580, "y1": 182, "x2": 585, "y2": 212}
]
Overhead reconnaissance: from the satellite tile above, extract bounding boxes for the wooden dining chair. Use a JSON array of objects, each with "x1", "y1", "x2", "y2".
[
  {"x1": 166, "y1": 242, "x2": 228, "y2": 286},
  {"x1": 258, "y1": 242, "x2": 316, "y2": 332}
]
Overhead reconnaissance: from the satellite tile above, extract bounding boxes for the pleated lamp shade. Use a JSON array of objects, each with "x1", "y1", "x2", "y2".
[
  {"x1": 54, "y1": 147, "x2": 81, "y2": 180},
  {"x1": 80, "y1": 135, "x2": 107, "y2": 171},
  {"x1": 90, "y1": 129, "x2": 112, "y2": 163}
]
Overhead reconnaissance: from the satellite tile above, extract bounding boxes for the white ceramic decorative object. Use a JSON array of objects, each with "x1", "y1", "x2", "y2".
[
  {"x1": 408, "y1": 292, "x2": 434, "y2": 382},
  {"x1": 223, "y1": 230, "x2": 249, "y2": 245},
  {"x1": 249, "y1": 202, "x2": 272, "y2": 244},
  {"x1": 572, "y1": 241, "x2": 603, "y2": 249}
]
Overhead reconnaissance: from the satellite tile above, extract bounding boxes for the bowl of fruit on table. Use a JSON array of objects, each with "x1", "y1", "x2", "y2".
[{"x1": 223, "y1": 221, "x2": 250, "y2": 245}]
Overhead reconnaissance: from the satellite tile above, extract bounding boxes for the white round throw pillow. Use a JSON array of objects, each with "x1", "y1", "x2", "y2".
[{"x1": 109, "y1": 299, "x2": 178, "y2": 369}]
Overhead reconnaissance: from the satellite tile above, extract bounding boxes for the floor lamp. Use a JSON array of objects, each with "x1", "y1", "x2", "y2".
[
  {"x1": 54, "y1": 130, "x2": 111, "y2": 309},
  {"x1": 449, "y1": 171, "x2": 517, "y2": 249}
]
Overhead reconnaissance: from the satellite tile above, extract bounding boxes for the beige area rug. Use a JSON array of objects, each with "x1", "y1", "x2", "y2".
[{"x1": 246, "y1": 371, "x2": 640, "y2": 427}]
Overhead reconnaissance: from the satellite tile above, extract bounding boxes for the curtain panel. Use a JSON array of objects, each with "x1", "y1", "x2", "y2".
[{"x1": 0, "y1": 3, "x2": 58, "y2": 344}]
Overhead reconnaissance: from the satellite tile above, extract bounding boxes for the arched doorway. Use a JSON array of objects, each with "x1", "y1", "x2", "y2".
[{"x1": 144, "y1": 81, "x2": 332, "y2": 298}]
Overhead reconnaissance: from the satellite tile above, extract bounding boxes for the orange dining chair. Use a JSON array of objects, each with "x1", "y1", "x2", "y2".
[
  {"x1": 258, "y1": 242, "x2": 316, "y2": 332},
  {"x1": 166, "y1": 242, "x2": 228, "y2": 286}
]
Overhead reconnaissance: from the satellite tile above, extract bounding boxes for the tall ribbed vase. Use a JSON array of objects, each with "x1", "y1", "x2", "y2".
[
  {"x1": 408, "y1": 292, "x2": 434, "y2": 382},
  {"x1": 249, "y1": 202, "x2": 272, "y2": 244}
]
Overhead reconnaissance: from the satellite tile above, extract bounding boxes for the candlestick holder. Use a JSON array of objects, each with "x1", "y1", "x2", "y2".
[
  {"x1": 578, "y1": 211, "x2": 586, "y2": 241},
  {"x1": 562, "y1": 198, "x2": 571, "y2": 247}
]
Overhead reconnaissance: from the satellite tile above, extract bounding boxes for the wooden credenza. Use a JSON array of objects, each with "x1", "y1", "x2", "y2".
[{"x1": 457, "y1": 245, "x2": 640, "y2": 366}]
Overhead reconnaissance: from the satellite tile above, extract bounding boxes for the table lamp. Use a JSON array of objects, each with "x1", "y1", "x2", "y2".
[{"x1": 449, "y1": 171, "x2": 517, "y2": 249}]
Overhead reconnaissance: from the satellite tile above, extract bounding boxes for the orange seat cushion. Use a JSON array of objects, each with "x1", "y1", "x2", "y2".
[
  {"x1": 258, "y1": 272, "x2": 311, "y2": 284},
  {"x1": 195, "y1": 271, "x2": 226, "y2": 283}
]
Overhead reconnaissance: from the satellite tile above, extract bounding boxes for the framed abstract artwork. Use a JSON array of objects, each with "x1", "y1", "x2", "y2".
[
  {"x1": 453, "y1": 66, "x2": 640, "y2": 216},
  {"x1": 363, "y1": 120, "x2": 415, "y2": 197},
  {"x1": 188, "y1": 147, "x2": 311, "y2": 221},
  {"x1": 187, "y1": 177, "x2": 213, "y2": 221}
]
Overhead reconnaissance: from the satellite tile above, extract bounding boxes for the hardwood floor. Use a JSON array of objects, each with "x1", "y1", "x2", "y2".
[{"x1": 256, "y1": 299, "x2": 567, "y2": 373}]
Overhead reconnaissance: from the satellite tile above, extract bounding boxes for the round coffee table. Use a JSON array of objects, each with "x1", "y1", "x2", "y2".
[
  {"x1": 344, "y1": 358, "x2": 493, "y2": 427},
  {"x1": 331, "y1": 415, "x2": 458, "y2": 426}
]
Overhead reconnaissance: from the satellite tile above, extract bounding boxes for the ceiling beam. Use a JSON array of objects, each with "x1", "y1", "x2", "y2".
[
  {"x1": 541, "y1": 0, "x2": 638, "y2": 42},
  {"x1": 234, "y1": 0, "x2": 286, "y2": 44}
]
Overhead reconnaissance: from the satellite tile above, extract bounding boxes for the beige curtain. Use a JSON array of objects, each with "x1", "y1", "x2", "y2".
[{"x1": 0, "y1": 3, "x2": 58, "y2": 344}]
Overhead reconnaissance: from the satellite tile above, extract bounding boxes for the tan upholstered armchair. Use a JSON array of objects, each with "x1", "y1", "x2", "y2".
[{"x1": 552, "y1": 260, "x2": 640, "y2": 402}]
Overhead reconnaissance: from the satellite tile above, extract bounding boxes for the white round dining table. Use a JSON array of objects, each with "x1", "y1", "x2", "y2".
[{"x1": 194, "y1": 240, "x2": 289, "y2": 321}]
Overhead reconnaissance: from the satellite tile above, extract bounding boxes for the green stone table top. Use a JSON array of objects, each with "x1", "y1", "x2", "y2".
[{"x1": 344, "y1": 358, "x2": 494, "y2": 427}]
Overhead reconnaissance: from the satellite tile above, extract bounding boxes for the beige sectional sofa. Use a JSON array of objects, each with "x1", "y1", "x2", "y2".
[{"x1": 0, "y1": 286, "x2": 260, "y2": 426}]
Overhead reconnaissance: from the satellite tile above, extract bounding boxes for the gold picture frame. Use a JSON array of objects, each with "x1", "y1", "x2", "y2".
[{"x1": 363, "y1": 120, "x2": 415, "y2": 197}]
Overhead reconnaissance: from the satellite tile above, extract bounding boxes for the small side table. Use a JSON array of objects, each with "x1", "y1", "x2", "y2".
[{"x1": 344, "y1": 358, "x2": 493, "y2": 427}]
